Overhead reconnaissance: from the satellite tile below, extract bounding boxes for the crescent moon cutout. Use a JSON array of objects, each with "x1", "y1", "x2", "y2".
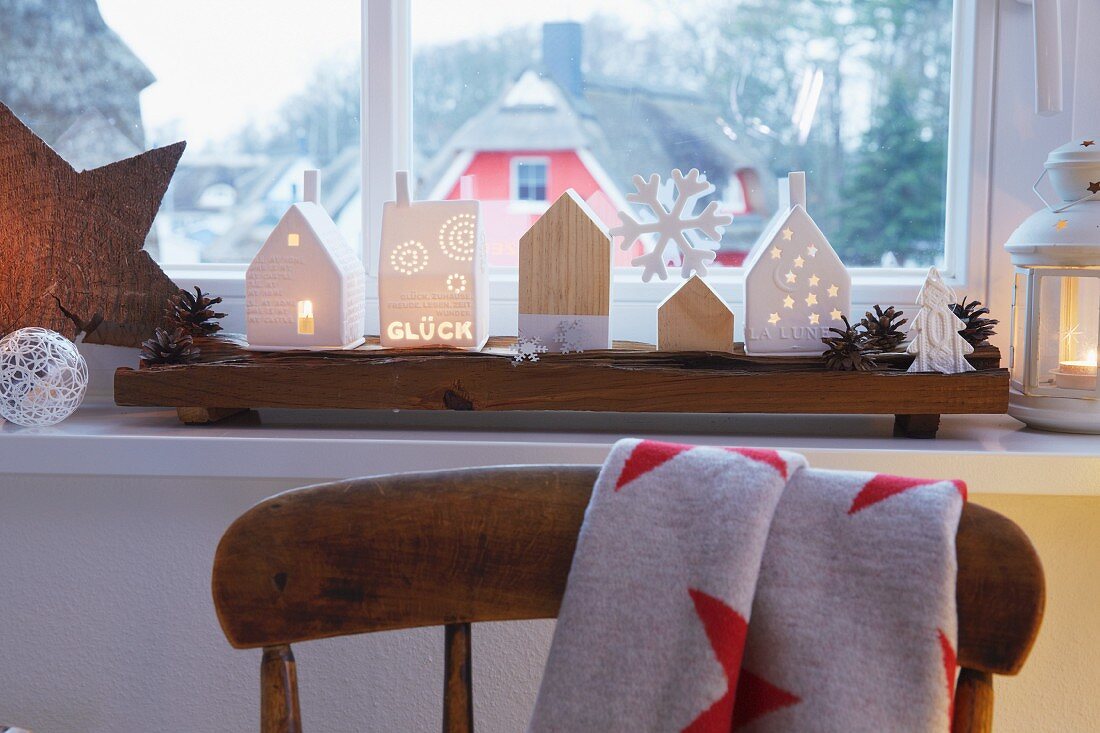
[{"x1": 772, "y1": 262, "x2": 798, "y2": 293}]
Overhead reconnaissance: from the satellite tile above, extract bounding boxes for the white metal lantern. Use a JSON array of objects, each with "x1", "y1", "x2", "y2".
[{"x1": 1006, "y1": 138, "x2": 1100, "y2": 433}]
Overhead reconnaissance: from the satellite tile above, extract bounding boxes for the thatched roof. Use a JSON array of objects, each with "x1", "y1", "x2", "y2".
[{"x1": 0, "y1": 0, "x2": 154, "y2": 148}]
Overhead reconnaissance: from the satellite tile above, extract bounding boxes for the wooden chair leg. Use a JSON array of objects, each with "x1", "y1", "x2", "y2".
[
  {"x1": 261, "y1": 644, "x2": 302, "y2": 733},
  {"x1": 952, "y1": 668, "x2": 993, "y2": 733},
  {"x1": 443, "y1": 623, "x2": 473, "y2": 733}
]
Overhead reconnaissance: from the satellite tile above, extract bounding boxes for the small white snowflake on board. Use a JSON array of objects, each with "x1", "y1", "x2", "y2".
[
  {"x1": 610, "y1": 168, "x2": 733, "y2": 283},
  {"x1": 513, "y1": 335, "x2": 549, "y2": 364},
  {"x1": 554, "y1": 319, "x2": 585, "y2": 354},
  {"x1": 907, "y1": 267, "x2": 975, "y2": 374}
]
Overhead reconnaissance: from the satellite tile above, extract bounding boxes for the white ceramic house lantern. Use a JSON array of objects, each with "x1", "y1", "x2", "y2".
[
  {"x1": 379, "y1": 172, "x2": 488, "y2": 350},
  {"x1": 1006, "y1": 138, "x2": 1100, "y2": 433},
  {"x1": 246, "y1": 170, "x2": 367, "y2": 351},
  {"x1": 742, "y1": 172, "x2": 851, "y2": 355}
]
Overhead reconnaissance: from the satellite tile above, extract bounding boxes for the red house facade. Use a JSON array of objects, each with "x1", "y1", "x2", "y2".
[{"x1": 420, "y1": 23, "x2": 775, "y2": 269}]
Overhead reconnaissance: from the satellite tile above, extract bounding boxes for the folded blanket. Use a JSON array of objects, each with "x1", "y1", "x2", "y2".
[{"x1": 528, "y1": 440, "x2": 965, "y2": 733}]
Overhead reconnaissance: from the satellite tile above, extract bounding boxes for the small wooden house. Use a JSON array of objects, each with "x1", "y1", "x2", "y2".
[
  {"x1": 657, "y1": 276, "x2": 734, "y2": 352},
  {"x1": 519, "y1": 190, "x2": 612, "y2": 352},
  {"x1": 742, "y1": 172, "x2": 850, "y2": 355},
  {"x1": 378, "y1": 172, "x2": 488, "y2": 350},
  {"x1": 245, "y1": 170, "x2": 367, "y2": 351}
]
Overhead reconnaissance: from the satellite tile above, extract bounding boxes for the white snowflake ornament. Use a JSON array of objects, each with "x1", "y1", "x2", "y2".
[
  {"x1": 610, "y1": 168, "x2": 733, "y2": 282},
  {"x1": 513, "y1": 336, "x2": 549, "y2": 364},
  {"x1": 554, "y1": 319, "x2": 585, "y2": 354}
]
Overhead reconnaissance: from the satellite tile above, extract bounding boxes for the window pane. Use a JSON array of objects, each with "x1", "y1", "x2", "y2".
[
  {"x1": 2, "y1": 0, "x2": 360, "y2": 265},
  {"x1": 412, "y1": 0, "x2": 953, "y2": 269}
]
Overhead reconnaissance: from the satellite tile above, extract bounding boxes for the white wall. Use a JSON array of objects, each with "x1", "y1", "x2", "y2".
[{"x1": 0, "y1": 474, "x2": 556, "y2": 733}]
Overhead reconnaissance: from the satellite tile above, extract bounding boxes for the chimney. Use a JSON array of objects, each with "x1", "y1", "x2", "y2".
[{"x1": 542, "y1": 22, "x2": 584, "y2": 98}]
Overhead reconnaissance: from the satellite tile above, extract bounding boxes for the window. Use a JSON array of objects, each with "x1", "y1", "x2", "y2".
[
  {"x1": 513, "y1": 158, "x2": 549, "y2": 202},
  {"x1": 411, "y1": 0, "x2": 958, "y2": 270},
  {"x1": 11, "y1": 0, "x2": 993, "y2": 323},
  {"x1": 2, "y1": 0, "x2": 361, "y2": 266}
]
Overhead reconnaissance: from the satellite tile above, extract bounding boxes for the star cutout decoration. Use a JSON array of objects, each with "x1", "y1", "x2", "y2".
[
  {"x1": 808, "y1": 312, "x2": 820, "y2": 325},
  {"x1": 785, "y1": 270, "x2": 797, "y2": 284},
  {"x1": 781, "y1": 227, "x2": 794, "y2": 241},
  {"x1": 806, "y1": 243, "x2": 818, "y2": 257},
  {"x1": 805, "y1": 293, "x2": 818, "y2": 306},
  {"x1": 793, "y1": 255, "x2": 805, "y2": 268},
  {"x1": 768, "y1": 312, "x2": 780, "y2": 325},
  {"x1": 0, "y1": 102, "x2": 184, "y2": 346},
  {"x1": 830, "y1": 308, "x2": 843, "y2": 321},
  {"x1": 1055, "y1": 219, "x2": 1069, "y2": 231},
  {"x1": 783, "y1": 295, "x2": 795, "y2": 309},
  {"x1": 1083, "y1": 140, "x2": 1096, "y2": 147},
  {"x1": 827, "y1": 284, "x2": 839, "y2": 298},
  {"x1": 808, "y1": 274, "x2": 820, "y2": 287},
  {"x1": 770, "y1": 246, "x2": 782, "y2": 259},
  {"x1": 1089, "y1": 182, "x2": 1100, "y2": 194}
]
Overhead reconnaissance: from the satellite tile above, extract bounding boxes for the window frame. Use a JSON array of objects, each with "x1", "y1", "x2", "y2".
[
  {"x1": 167, "y1": 0, "x2": 997, "y2": 341},
  {"x1": 510, "y1": 156, "x2": 550, "y2": 204}
]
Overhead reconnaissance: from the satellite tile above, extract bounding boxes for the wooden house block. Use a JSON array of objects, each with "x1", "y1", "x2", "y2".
[
  {"x1": 743, "y1": 172, "x2": 851, "y2": 355},
  {"x1": 379, "y1": 172, "x2": 489, "y2": 350},
  {"x1": 657, "y1": 276, "x2": 735, "y2": 352},
  {"x1": 246, "y1": 170, "x2": 367, "y2": 351},
  {"x1": 519, "y1": 190, "x2": 612, "y2": 352}
]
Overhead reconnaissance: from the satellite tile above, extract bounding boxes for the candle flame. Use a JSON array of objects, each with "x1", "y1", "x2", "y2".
[{"x1": 298, "y1": 300, "x2": 313, "y2": 319}]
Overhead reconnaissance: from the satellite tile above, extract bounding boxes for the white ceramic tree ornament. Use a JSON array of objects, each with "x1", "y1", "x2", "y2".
[
  {"x1": 743, "y1": 172, "x2": 851, "y2": 355},
  {"x1": 907, "y1": 267, "x2": 975, "y2": 374},
  {"x1": 610, "y1": 168, "x2": 732, "y2": 282},
  {"x1": 0, "y1": 327, "x2": 88, "y2": 427},
  {"x1": 246, "y1": 170, "x2": 367, "y2": 351},
  {"x1": 379, "y1": 172, "x2": 488, "y2": 350}
]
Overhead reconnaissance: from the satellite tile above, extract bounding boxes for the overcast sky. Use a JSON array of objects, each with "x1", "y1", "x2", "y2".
[{"x1": 97, "y1": 0, "x2": 645, "y2": 149}]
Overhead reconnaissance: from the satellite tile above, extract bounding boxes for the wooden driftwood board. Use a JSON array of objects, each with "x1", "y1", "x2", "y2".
[{"x1": 115, "y1": 336, "x2": 1008, "y2": 437}]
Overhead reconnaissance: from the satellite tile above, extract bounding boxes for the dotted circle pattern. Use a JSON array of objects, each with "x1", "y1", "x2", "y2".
[
  {"x1": 446, "y1": 273, "x2": 468, "y2": 294},
  {"x1": 438, "y1": 214, "x2": 477, "y2": 261},
  {"x1": 0, "y1": 327, "x2": 88, "y2": 427},
  {"x1": 390, "y1": 240, "x2": 429, "y2": 275}
]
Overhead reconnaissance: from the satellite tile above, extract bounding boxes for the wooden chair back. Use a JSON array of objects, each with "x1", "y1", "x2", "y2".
[{"x1": 212, "y1": 466, "x2": 1044, "y2": 733}]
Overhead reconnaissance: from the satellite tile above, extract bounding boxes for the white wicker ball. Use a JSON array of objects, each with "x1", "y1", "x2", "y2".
[{"x1": 0, "y1": 327, "x2": 88, "y2": 427}]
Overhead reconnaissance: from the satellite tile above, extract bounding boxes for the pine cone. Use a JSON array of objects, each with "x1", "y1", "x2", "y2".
[
  {"x1": 168, "y1": 286, "x2": 226, "y2": 336},
  {"x1": 950, "y1": 297, "x2": 998, "y2": 347},
  {"x1": 140, "y1": 327, "x2": 201, "y2": 365},
  {"x1": 822, "y1": 316, "x2": 878, "y2": 371},
  {"x1": 859, "y1": 305, "x2": 908, "y2": 351}
]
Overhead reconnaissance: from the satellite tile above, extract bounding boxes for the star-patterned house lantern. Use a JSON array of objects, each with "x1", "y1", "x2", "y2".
[
  {"x1": 379, "y1": 172, "x2": 488, "y2": 350},
  {"x1": 742, "y1": 172, "x2": 851, "y2": 355},
  {"x1": 1004, "y1": 137, "x2": 1100, "y2": 433}
]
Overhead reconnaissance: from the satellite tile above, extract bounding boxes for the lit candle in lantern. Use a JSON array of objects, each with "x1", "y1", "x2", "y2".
[
  {"x1": 297, "y1": 300, "x2": 315, "y2": 335},
  {"x1": 1054, "y1": 348, "x2": 1098, "y2": 390}
]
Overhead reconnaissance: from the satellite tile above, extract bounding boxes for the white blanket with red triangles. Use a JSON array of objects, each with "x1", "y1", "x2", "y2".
[{"x1": 528, "y1": 439, "x2": 965, "y2": 733}]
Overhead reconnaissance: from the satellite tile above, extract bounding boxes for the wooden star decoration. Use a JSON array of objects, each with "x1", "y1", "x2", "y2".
[
  {"x1": 0, "y1": 102, "x2": 184, "y2": 346},
  {"x1": 1089, "y1": 181, "x2": 1100, "y2": 194},
  {"x1": 1083, "y1": 140, "x2": 1096, "y2": 147}
]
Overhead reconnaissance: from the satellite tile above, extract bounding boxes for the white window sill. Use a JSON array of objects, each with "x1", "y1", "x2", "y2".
[{"x1": 1, "y1": 403, "x2": 1097, "y2": 496}]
